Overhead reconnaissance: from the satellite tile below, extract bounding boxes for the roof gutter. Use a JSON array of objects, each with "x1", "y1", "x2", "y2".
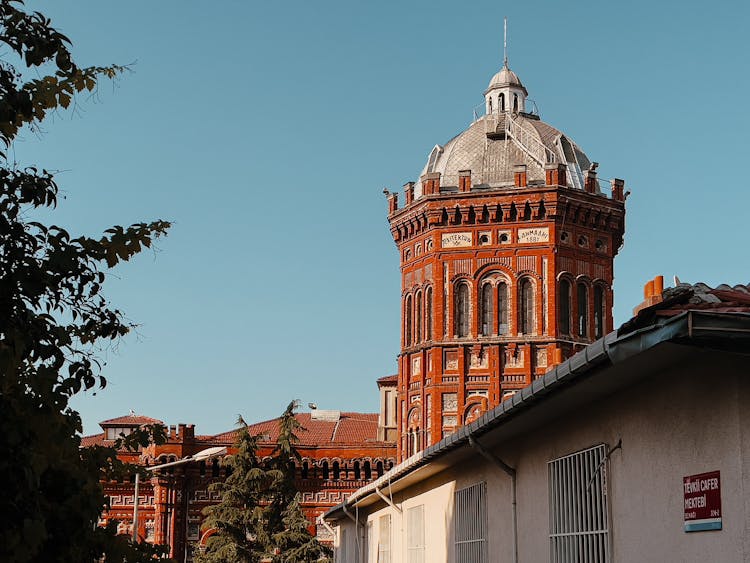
[{"x1": 325, "y1": 311, "x2": 750, "y2": 523}]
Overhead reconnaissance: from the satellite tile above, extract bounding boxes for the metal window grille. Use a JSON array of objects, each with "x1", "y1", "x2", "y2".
[
  {"x1": 548, "y1": 444, "x2": 610, "y2": 563},
  {"x1": 455, "y1": 482, "x2": 488, "y2": 563},
  {"x1": 407, "y1": 505, "x2": 425, "y2": 563},
  {"x1": 378, "y1": 514, "x2": 391, "y2": 563}
]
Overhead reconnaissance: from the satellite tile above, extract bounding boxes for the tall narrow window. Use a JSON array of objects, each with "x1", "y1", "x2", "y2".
[
  {"x1": 594, "y1": 285, "x2": 605, "y2": 338},
  {"x1": 332, "y1": 461, "x2": 340, "y2": 480},
  {"x1": 499, "y1": 93, "x2": 505, "y2": 111},
  {"x1": 577, "y1": 283, "x2": 588, "y2": 337},
  {"x1": 520, "y1": 279, "x2": 534, "y2": 334},
  {"x1": 497, "y1": 282, "x2": 508, "y2": 335},
  {"x1": 416, "y1": 292, "x2": 423, "y2": 343},
  {"x1": 407, "y1": 505, "x2": 426, "y2": 563},
  {"x1": 559, "y1": 280, "x2": 571, "y2": 335},
  {"x1": 455, "y1": 283, "x2": 470, "y2": 337},
  {"x1": 405, "y1": 295, "x2": 413, "y2": 345},
  {"x1": 322, "y1": 461, "x2": 329, "y2": 480},
  {"x1": 378, "y1": 515, "x2": 392, "y2": 563},
  {"x1": 455, "y1": 482, "x2": 488, "y2": 563},
  {"x1": 480, "y1": 284, "x2": 493, "y2": 336},
  {"x1": 488, "y1": 98, "x2": 493, "y2": 113},
  {"x1": 425, "y1": 287, "x2": 433, "y2": 341},
  {"x1": 513, "y1": 93, "x2": 519, "y2": 112}
]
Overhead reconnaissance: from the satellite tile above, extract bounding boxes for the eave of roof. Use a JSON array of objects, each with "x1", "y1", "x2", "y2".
[{"x1": 324, "y1": 310, "x2": 750, "y2": 522}]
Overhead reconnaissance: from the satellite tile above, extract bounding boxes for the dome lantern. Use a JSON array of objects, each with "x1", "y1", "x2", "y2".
[{"x1": 485, "y1": 64, "x2": 528, "y2": 115}]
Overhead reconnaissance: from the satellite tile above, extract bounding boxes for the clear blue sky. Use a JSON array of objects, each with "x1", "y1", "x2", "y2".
[{"x1": 17, "y1": 1, "x2": 750, "y2": 435}]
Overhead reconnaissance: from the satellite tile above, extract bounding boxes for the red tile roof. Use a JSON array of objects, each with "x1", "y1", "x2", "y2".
[
  {"x1": 80, "y1": 433, "x2": 107, "y2": 447},
  {"x1": 99, "y1": 414, "x2": 163, "y2": 427},
  {"x1": 622, "y1": 282, "x2": 750, "y2": 334},
  {"x1": 377, "y1": 374, "x2": 398, "y2": 385},
  {"x1": 207, "y1": 412, "x2": 383, "y2": 447}
]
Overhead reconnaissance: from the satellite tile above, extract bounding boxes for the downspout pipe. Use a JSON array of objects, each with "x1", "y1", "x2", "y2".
[
  {"x1": 469, "y1": 435, "x2": 518, "y2": 563},
  {"x1": 341, "y1": 503, "x2": 365, "y2": 563}
]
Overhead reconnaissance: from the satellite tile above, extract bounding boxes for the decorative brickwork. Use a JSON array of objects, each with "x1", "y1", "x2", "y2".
[{"x1": 388, "y1": 62, "x2": 626, "y2": 461}]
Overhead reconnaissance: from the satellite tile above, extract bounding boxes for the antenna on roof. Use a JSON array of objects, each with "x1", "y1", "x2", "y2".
[{"x1": 503, "y1": 16, "x2": 508, "y2": 67}]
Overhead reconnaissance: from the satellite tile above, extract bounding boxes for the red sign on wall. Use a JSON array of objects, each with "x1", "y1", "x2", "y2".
[{"x1": 683, "y1": 470, "x2": 722, "y2": 532}]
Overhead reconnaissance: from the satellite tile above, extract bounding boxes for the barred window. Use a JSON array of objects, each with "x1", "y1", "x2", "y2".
[
  {"x1": 407, "y1": 505, "x2": 425, "y2": 563},
  {"x1": 548, "y1": 444, "x2": 610, "y2": 562},
  {"x1": 455, "y1": 482, "x2": 488, "y2": 563}
]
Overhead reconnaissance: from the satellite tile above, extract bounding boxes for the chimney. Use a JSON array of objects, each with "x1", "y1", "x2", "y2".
[
  {"x1": 545, "y1": 163, "x2": 567, "y2": 187},
  {"x1": 458, "y1": 170, "x2": 472, "y2": 192},
  {"x1": 404, "y1": 181, "x2": 415, "y2": 205},
  {"x1": 513, "y1": 164, "x2": 527, "y2": 188},
  {"x1": 611, "y1": 178, "x2": 625, "y2": 201},
  {"x1": 421, "y1": 172, "x2": 441, "y2": 196},
  {"x1": 387, "y1": 190, "x2": 398, "y2": 214},
  {"x1": 633, "y1": 275, "x2": 666, "y2": 315},
  {"x1": 584, "y1": 165, "x2": 598, "y2": 193}
]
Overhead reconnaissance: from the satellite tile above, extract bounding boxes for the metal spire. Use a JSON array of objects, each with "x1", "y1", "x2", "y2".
[{"x1": 503, "y1": 16, "x2": 508, "y2": 68}]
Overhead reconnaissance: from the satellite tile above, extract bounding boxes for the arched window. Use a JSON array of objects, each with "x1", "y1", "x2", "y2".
[
  {"x1": 488, "y1": 98, "x2": 493, "y2": 113},
  {"x1": 425, "y1": 287, "x2": 433, "y2": 340},
  {"x1": 364, "y1": 461, "x2": 372, "y2": 480},
  {"x1": 405, "y1": 295, "x2": 413, "y2": 345},
  {"x1": 455, "y1": 282, "x2": 470, "y2": 337},
  {"x1": 332, "y1": 461, "x2": 340, "y2": 480},
  {"x1": 199, "y1": 461, "x2": 206, "y2": 477},
  {"x1": 480, "y1": 284, "x2": 493, "y2": 336},
  {"x1": 322, "y1": 461, "x2": 330, "y2": 480},
  {"x1": 211, "y1": 459, "x2": 220, "y2": 478},
  {"x1": 519, "y1": 279, "x2": 534, "y2": 334},
  {"x1": 513, "y1": 93, "x2": 519, "y2": 112},
  {"x1": 577, "y1": 282, "x2": 589, "y2": 337},
  {"x1": 559, "y1": 279, "x2": 571, "y2": 335},
  {"x1": 301, "y1": 461, "x2": 309, "y2": 479},
  {"x1": 499, "y1": 93, "x2": 505, "y2": 111},
  {"x1": 376, "y1": 461, "x2": 384, "y2": 478},
  {"x1": 594, "y1": 285, "x2": 605, "y2": 338},
  {"x1": 498, "y1": 282, "x2": 508, "y2": 334},
  {"x1": 354, "y1": 461, "x2": 361, "y2": 480},
  {"x1": 416, "y1": 292, "x2": 423, "y2": 343}
]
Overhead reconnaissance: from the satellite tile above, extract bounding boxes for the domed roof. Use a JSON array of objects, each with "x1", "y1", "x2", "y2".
[
  {"x1": 487, "y1": 64, "x2": 524, "y2": 90},
  {"x1": 417, "y1": 112, "x2": 593, "y2": 194}
]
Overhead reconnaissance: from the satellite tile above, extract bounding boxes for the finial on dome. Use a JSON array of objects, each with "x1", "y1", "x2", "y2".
[{"x1": 503, "y1": 16, "x2": 508, "y2": 68}]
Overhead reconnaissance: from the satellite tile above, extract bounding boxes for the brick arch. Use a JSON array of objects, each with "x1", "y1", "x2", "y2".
[{"x1": 473, "y1": 262, "x2": 514, "y2": 280}]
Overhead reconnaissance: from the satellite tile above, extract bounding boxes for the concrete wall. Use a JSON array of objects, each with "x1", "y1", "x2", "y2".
[{"x1": 333, "y1": 348, "x2": 749, "y2": 562}]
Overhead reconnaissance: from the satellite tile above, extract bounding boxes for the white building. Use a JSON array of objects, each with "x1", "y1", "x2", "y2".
[{"x1": 325, "y1": 282, "x2": 750, "y2": 562}]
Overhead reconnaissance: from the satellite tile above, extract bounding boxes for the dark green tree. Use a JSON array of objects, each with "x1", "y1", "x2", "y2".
[
  {"x1": 197, "y1": 421, "x2": 268, "y2": 563},
  {"x1": 197, "y1": 402, "x2": 331, "y2": 563},
  {"x1": 0, "y1": 1, "x2": 171, "y2": 561}
]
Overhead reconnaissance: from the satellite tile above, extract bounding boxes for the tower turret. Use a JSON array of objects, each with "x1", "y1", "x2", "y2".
[{"x1": 386, "y1": 56, "x2": 627, "y2": 461}]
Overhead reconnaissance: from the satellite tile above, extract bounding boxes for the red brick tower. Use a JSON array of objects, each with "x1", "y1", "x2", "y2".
[{"x1": 387, "y1": 61, "x2": 626, "y2": 460}]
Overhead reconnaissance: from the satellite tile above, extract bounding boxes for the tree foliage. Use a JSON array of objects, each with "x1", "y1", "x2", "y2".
[
  {"x1": 197, "y1": 401, "x2": 331, "y2": 563},
  {"x1": 0, "y1": 1, "x2": 171, "y2": 561}
]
